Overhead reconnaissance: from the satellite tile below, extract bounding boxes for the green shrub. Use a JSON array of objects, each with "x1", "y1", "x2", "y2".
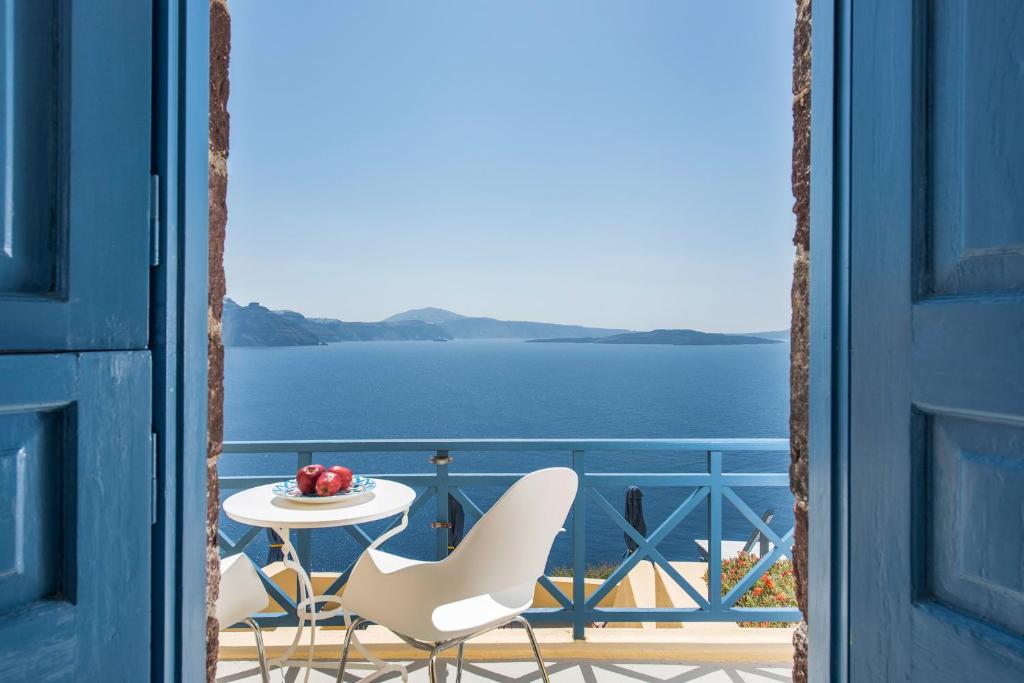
[
  {"x1": 547, "y1": 562, "x2": 618, "y2": 580},
  {"x1": 704, "y1": 552, "x2": 797, "y2": 627}
]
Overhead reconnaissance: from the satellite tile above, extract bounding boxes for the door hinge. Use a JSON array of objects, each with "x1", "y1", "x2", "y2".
[
  {"x1": 150, "y1": 432, "x2": 159, "y2": 525},
  {"x1": 149, "y1": 174, "x2": 161, "y2": 267}
]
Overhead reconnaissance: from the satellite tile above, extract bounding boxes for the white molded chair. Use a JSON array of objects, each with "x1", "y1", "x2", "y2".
[
  {"x1": 336, "y1": 467, "x2": 579, "y2": 683},
  {"x1": 217, "y1": 553, "x2": 272, "y2": 683}
]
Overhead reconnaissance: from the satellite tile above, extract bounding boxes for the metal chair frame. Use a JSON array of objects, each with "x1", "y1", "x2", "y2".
[
  {"x1": 238, "y1": 618, "x2": 271, "y2": 683},
  {"x1": 336, "y1": 616, "x2": 549, "y2": 683}
]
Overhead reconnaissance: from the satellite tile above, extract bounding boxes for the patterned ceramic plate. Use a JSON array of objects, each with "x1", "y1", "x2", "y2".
[{"x1": 272, "y1": 475, "x2": 376, "y2": 504}]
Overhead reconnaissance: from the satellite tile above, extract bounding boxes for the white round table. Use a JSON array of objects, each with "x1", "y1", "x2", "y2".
[{"x1": 223, "y1": 479, "x2": 416, "y2": 683}]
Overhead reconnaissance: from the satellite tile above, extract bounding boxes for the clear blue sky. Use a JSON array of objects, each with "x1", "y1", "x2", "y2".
[{"x1": 226, "y1": 1, "x2": 795, "y2": 332}]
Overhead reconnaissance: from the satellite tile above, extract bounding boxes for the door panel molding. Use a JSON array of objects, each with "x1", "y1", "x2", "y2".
[
  {"x1": 0, "y1": 352, "x2": 152, "y2": 681},
  {"x1": 0, "y1": 0, "x2": 151, "y2": 352}
]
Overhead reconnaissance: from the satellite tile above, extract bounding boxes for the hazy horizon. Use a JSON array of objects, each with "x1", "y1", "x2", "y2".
[
  {"x1": 226, "y1": 298, "x2": 789, "y2": 335},
  {"x1": 226, "y1": 1, "x2": 796, "y2": 333}
]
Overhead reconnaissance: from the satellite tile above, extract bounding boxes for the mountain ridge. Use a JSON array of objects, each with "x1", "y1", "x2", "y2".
[
  {"x1": 526, "y1": 329, "x2": 781, "y2": 346},
  {"x1": 383, "y1": 307, "x2": 466, "y2": 324},
  {"x1": 384, "y1": 307, "x2": 629, "y2": 339},
  {"x1": 223, "y1": 299, "x2": 452, "y2": 347},
  {"x1": 223, "y1": 300, "x2": 787, "y2": 347}
]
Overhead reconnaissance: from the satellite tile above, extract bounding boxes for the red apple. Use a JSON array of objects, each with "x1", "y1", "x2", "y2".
[
  {"x1": 316, "y1": 471, "x2": 343, "y2": 497},
  {"x1": 327, "y1": 465, "x2": 353, "y2": 490},
  {"x1": 296, "y1": 464, "x2": 326, "y2": 495}
]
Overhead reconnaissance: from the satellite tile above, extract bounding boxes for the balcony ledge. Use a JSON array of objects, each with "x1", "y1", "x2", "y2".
[{"x1": 219, "y1": 623, "x2": 795, "y2": 665}]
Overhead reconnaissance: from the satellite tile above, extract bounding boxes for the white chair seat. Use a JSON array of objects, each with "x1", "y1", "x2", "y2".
[
  {"x1": 341, "y1": 548, "x2": 531, "y2": 641},
  {"x1": 431, "y1": 591, "x2": 533, "y2": 637}
]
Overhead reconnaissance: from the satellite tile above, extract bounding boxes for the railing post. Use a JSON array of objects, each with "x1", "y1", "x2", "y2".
[
  {"x1": 431, "y1": 450, "x2": 452, "y2": 560},
  {"x1": 571, "y1": 449, "x2": 586, "y2": 640},
  {"x1": 296, "y1": 451, "x2": 313, "y2": 599},
  {"x1": 707, "y1": 450, "x2": 723, "y2": 614}
]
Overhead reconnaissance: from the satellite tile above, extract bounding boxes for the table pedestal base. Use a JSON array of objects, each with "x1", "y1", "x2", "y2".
[{"x1": 270, "y1": 512, "x2": 410, "y2": 683}]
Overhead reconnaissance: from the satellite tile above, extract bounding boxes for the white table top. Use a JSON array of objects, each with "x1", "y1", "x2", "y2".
[{"x1": 222, "y1": 479, "x2": 416, "y2": 529}]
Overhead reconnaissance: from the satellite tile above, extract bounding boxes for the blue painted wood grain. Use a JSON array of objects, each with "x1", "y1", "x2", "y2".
[
  {"x1": 0, "y1": 353, "x2": 152, "y2": 681},
  {"x1": 0, "y1": 0, "x2": 152, "y2": 352},
  {"x1": 0, "y1": 0, "x2": 180, "y2": 679},
  {"x1": 808, "y1": 0, "x2": 850, "y2": 680},
  {"x1": 173, "y1": 1, "x2": 211, "y2": 681},
  {"x1": 151, "y1": 1, "x2": 183, "y2": 677},
  {"x1": 0, "y1": 0, "x2": 59, "y2": 296},
  {"x1": 848, "y1": 0, "x2": 1024, "y2": 679}
]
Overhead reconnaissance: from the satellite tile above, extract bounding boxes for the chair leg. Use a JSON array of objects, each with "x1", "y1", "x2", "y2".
[
  {"x1": 241, "y1": 619, "x2": 270, "y2": 683},
  {"x1": 336, "y1": 618, "x2": 368, "y2": 683},
  {"x1": 515, "y1": 616, "x2": 550, "y2": 683},
  {"x1": 455, "y1": 642, "x2": 465, "y2": 683},
  {"x1": 428, "y1": 644, "x2": 444, "y2": 683}
]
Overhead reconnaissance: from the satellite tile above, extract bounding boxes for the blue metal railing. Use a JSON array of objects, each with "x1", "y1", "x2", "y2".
[{"x1": 218, "y1": 439, "x2": 801, "y2": 637}]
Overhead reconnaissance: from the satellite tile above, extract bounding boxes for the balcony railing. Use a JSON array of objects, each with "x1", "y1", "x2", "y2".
[{"x1": 218, "y1": 439, "x2": 801, "y2": 638}]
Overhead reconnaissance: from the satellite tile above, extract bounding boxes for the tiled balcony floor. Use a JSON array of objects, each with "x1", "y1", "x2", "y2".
[{"x1": 216, "y1": 660, "x2": 791, "y2": 683}]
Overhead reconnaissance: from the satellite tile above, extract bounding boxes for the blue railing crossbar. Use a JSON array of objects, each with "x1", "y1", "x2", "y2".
[{"x1": 218, "y1": 438, "x2": 801, "y2": 637}]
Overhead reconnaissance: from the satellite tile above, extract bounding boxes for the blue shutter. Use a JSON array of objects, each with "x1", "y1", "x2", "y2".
[{"x1": 0, "y1": 1, "x2": 154, "y2": 680}]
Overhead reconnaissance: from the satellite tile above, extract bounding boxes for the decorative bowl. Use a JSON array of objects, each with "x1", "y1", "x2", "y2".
[{"x1": 272, "y1": 475, "x2": 376, "y2": 504}]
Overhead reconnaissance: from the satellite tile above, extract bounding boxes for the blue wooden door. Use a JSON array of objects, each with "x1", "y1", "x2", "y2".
[
  {"x1": 0, "y1": 1, "x2": 153, "y2": 680},
  {"x1": 849, "y1": 0, "x2": 1024, "y2": 679}
]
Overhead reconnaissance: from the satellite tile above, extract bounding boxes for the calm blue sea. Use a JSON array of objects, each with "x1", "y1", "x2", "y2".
[{"x1": 219, "y1": 340, "x2": 792, "y2": 571}]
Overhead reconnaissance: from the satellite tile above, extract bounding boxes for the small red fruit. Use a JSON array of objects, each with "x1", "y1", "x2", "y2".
[
  {"x1": 296, "y1": 464, "x2": 326, "y2": 495},
  {"x1": 327, "y1": 465, "x2": 353, "y2": 490},
  {"x1": 316, "y1": 471, "x2": 343, "y2": 497}
]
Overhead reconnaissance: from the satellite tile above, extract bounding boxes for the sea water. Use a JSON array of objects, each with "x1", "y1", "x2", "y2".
[{"x1": 219, "y1": 339, "x2": 792, "y2": 571}]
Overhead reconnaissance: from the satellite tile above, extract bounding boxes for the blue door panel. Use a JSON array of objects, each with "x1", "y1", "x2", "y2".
[
  {"x1": 912, "y1": 299, "x2": 1024, "y2": 419},
  {"x1": 0, "y1": 0, "x2": 155, "y2": 678},
  {"x1": 0, "y1": 0, "x2": 152, "y2": 352},
  {"x1": 0, "y1": 409, "x2": 67, "y2": 614},
  {"x1": 926, "y1": 0, "x2": 1024, "y2": 297},
  {"x1": 920, "y1": 415, "x2": 1024, "y2": 638},
  {"x1": 0, "y1": 353, "x2": 152, "y2": 681},
  {"x1": 850, "y1": 0, "x2": 1024, "y2": 679},
  {"x1": 0, "y1": 0, "x2": 61, "y2": 296}
]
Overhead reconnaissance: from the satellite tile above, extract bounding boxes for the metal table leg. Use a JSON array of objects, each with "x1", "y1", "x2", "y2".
[{"x1": 271, "y1": 511, "x2": 411, "y2": 683}]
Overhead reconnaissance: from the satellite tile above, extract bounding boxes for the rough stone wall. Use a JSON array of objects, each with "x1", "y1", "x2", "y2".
[
  {"x1": 789, "y1": 1, "x2": 811, "y2": 682},
  {"x1": 208, "y1": 0, "x2": 230, "y2": 681}
]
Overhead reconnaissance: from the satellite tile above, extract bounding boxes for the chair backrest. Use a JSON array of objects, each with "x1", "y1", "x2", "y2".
[
  {"x1": 445, "y1": 467, "x2": 578, "y2": 601},
  {"x1": 216, "y1": 553, "x2": 270, "y2": 628}
]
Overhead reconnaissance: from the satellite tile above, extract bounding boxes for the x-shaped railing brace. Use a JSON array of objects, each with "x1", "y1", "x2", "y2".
[
  {"x1": 719, "y1": 487, "x2": 795, "y2": 608},
  {"x1": 587, "y1": 485, "x2": 796, "y2": 614},
  {"x1": 587, "y1": 487, "x2": 712, "y2": 610}
]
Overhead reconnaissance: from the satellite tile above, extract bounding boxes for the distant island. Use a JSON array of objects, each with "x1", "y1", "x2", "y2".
[
  {"x1": 526, "y1": 329, "x2": 782, "y2": 346},
  {"x1": 738, "y1": 329, "x2": 790, "y2": 341},
  {"x1": 222, "y1": 300, "x2": 787, "y2": 348},
  {"x1": 383, "y1": 307, "x2": 629, "y2": 340}
]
